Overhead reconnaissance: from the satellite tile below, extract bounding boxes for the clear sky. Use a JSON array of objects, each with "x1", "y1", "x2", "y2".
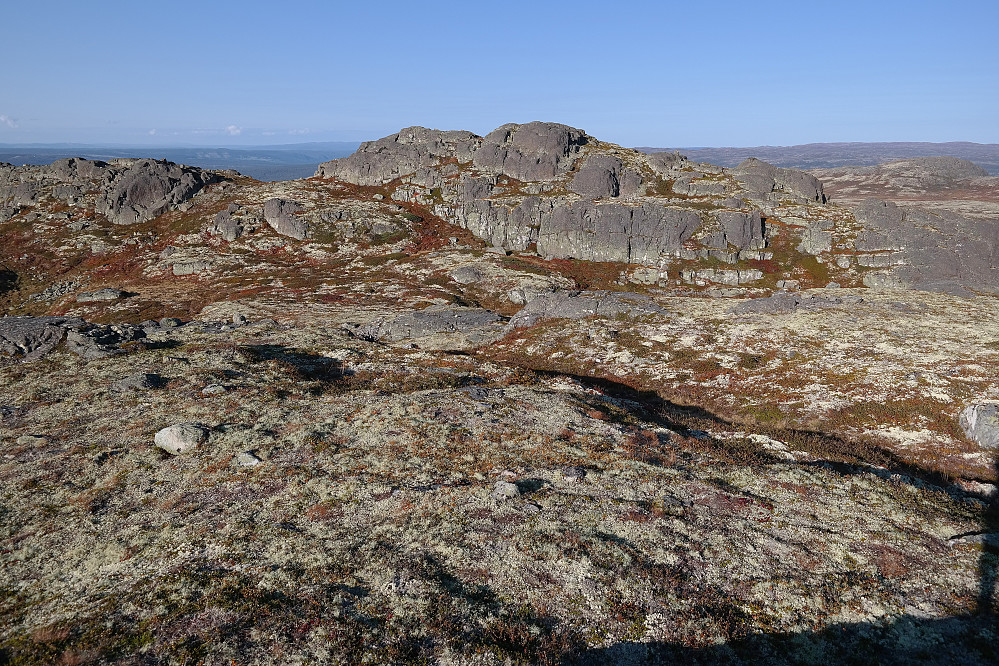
[{"x1": 2, "y1": 0, "x2": 996, "y2": 147}]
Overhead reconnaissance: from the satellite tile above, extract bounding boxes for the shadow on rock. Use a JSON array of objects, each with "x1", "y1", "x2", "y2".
[
  {"x1": 238, "y1": 344, "x2": 347, "y2": 383},
  {"x1": 574, "y1": 613, "x2": 997, "y2": 665},
  {"x1": 0, "y1": 268, "x2": 17, "y2": 294}
]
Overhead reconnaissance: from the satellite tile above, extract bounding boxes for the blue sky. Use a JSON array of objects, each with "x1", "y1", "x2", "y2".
[{"x1": 2, "y1": 0, "x2": 996, "y2": 147}]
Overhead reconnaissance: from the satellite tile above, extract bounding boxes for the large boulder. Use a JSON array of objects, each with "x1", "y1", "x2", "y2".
[
  {"x1": 96, "y1": 159, "x2": 219, "y2": 225},
  {"x1": 154, "y1": 423, "x2": 209, "y2": 455},
  {"x1": 263, "y1": 198, "x2": 307, "y2": 240}
]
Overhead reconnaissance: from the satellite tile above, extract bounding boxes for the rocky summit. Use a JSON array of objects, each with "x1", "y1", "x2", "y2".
[{"x1": 1, "y1": 122, "x2": 998, "y2": 664}]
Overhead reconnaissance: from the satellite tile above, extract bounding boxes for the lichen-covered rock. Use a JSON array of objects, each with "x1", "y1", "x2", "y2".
[
  {"x1": 76, "y1": 288, "x2": 127, "y2": 303},
  {"x1": 449, "y1": 265, "x2": 484, "y2": 285},
  {"x1": 316, "y1": 126, "x2": 479, "y2": 185},
  {"x1": 96, "y1": 159, "x2": 219, "y2": 225},
  {"x1": 171, "y1": 260, "x2": 211, "y2": 276},
  {"x1": 508, "y1": 291, "x2": 666, "y2": 328},
  {"x1": 349, "y1": 307, "x2": 504, "y2": 342},
  {"x1": 263, "y1": 198, "x2": 307, "y2": 240},
  {"x1": 65, "y1": 323, "x2": 145, "y2": 360},
  {"x1": 731, "y1": 292, "x2": 802, "y2": 315},
  {"x1": 113, "y1": 373, "x2": 163, "y2": 392},
  {"x1": 853, "y1": 198, "x2": 999, "y2": 294},
  {"x1": 154, "y1": 423, "x2": 209, "y2": 455},
  {"x1": 209, "y1": 203, "x2": 262, "y2": 241},
  {"x1": 492, "y1": 480, "x2": 521, "y2": 500},
  {"x1": 959, "y1": 403, "x2": 999, "y2": 449},
  {"x1": 718, "y1": 210, "x2": 765, "y2": 250}
]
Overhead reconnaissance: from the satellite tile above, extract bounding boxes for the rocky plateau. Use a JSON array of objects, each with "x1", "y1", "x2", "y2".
[{"x1": 1, "y1": 122, "x2": 998, "y2": 664}]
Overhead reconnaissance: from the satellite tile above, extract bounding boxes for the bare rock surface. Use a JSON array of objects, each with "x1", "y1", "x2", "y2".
[
  {"x1": 731, "y1": 157, "x2": 826, "y2": 203},
  {"x1": 348, "y1": 306, "x2": 504, "y2": 343},
  {"x1": 960, "y1": 404, "x2": 999, "y2": 449},
  {"x1": 509, "y1": 290, "x2": 667, "y2": 328},
  {"x1": 0, "y1": 316, "x2": 85, "y2": 363}
]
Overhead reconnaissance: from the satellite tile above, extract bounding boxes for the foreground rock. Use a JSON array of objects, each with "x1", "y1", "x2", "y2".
[
  {"x1": 153, "y1": 423, "x2": 209, "y2": 455},
  {"x1": 96, "y1": 159, "x2": 220, "y2": 225}
]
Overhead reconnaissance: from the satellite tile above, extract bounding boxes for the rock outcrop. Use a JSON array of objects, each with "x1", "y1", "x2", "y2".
[
  {"x1": 0, "y1": 316, "x2": 145, "y2": 363},
  {"x1": 538, "y1": 202, "x2": 701, "y2": 264},
  {"x1": 0, "y1": 316, "x2": 84, "y2": 363},
  {"x1": 96, "y1": 159, "x2": 219, "y2": 225},
  {"x1": 731, "y1": 158, "x2": 826, "y2": 203},
  {"x1": 346, "y1": 307, "x2": 504, "y2": 342},
  {"x1": 853, "y1": 199, "x2": 999, "y2": 294},
  {"x1": 1, "y1": 157, "x2": 221, "y2": 227},
  {"x1": 314, "y1": 123, "x2": 843, "y2": 273}
]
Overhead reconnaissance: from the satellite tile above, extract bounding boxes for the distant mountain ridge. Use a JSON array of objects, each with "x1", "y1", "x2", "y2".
[
  {"x1": 0, "y1": 142, "x2": 362, "y2": 181},
  {"x1": 637, "y1": 142, "x2": 999, "y2": 175}
]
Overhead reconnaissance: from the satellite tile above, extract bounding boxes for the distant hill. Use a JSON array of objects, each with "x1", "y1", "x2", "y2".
[
  {"x1": 637, "y1": 142, "x2": 999, "y2": 175},
  {"x1": 0, "y1": 142, "x2": 362, "y2": 181}
]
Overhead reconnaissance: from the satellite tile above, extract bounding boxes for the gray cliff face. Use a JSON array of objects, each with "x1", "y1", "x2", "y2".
[
  {"x1": 538, "y1": 202, "x2": 701, "y2": 265},
  {"x1": 853, "y1": 198, "x2": 999, "y2": 294}
]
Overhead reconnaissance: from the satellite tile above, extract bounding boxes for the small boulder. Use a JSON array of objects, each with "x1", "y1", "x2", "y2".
[
  {"x1": 236, "y1": 451, "x2": 262, "y2": 467},
  {"x1": 960, "y1": 404, "x2": 999, "y2": 449},
  {"x1": 492, "y1": 480, "x2": 521, "y2": 501},
  {"x1": 449, "y1": 265, "x2": 484, "y2": 285},
  {"x1": 154, "y1": 423, "x2": 209, "y2": 455},
  {"x1": 76, "y1": 288, "x2": 127, "y2": 303},
  {"x1": 159, "y1": 317, "x2": 182, "y2": 328},
  {"x1": 113, "y1": 372, "x2": 162, "y2": 392}
]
